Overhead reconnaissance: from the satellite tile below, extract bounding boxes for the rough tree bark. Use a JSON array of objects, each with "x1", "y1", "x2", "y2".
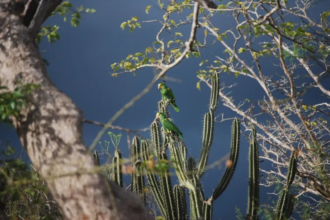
[{"x1": 0, "y1": 0, "x2": 151, "y2": 219}]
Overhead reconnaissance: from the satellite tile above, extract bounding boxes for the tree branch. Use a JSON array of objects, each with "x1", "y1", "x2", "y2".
[{"x1": 28, "y1": 0, "x2": 62, "y2": 39}]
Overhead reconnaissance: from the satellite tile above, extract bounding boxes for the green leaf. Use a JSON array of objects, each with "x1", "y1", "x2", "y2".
[
  {"x1": 85, "y1": 8, "x2": 96, "y2": 13},
  {"x1": 199, "y1": 60, "x2": 208, "y2": 66},
  {"x1": 175, "y1": 32, "x2": 183, "y2": 37},
  {"x1": 145, "y1": 47, "x2": 153, "y2": 54},
  {"x1": 196, "y1": 82, "x2": 201, "y2": 91},
  {"x1": 242, "y1": 68, "x2": 248, "y2": 74},
  {"x1": 167, "y1": 40, "x2": 174, "y2": 48},
  {"x1": 145, "y1": 5, "x2": 151, "y2": 14},
  {"x1": 10, "y1": 102, "x2": 15, "y2": 109},
  {"x1": 238, "y1": 47, "x2": 246, "y2": 53},
  {"x1": 120, "y1": 22, "x2": 127, "y2": 30}
]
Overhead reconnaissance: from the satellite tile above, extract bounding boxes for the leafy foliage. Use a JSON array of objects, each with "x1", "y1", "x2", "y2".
[
  {"x1": 0, "y1": 148, "x2": 61, "y2": 219},
  {"x1": 37, "y1": 1, "x2": 96, "y2": 44}
]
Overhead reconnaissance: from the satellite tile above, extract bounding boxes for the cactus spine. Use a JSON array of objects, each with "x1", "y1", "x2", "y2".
[{"x1": 247, "y1": 126, "x2": 259, "y2": 220}]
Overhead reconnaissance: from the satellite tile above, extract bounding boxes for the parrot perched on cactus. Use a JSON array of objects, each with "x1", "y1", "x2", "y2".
[
  {"x1": 156, "y1": 112, "x2": 184, "y2": 140},
  {"x1": 158, "y1": 83, "x2": 179, "y2": 112}
]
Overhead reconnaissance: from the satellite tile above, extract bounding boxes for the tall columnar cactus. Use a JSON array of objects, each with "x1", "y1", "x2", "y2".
[
  {"x1": 247, "y1": 126, "x2": 259, "y2": 220},
  {"x1": 158, "y1": 151, "x2": 177, "y2": 220},
  {"x1": 158, "y1": 99, "x2": 170, "y2": 118},
  {"x1": 212, "y1": 118, "x2": 240, "y2": 200},
  {"x1": 174, "y1": 185, "x2": 187, "y2": 220},
  {"x1": 209, "y1": 72, "x2": 220, "y2": 111},
  {"x1": 90, "y1": 71, "x2": 298, "y2": 219},
  {"x1": 275, "y1": 189, "x2": 295, "y2": 220},
  {"x1": 151, "y1": 121, "x2": 162, "y2": 156},
  {"x1": 187, "y1": 157, "x2": 203, "y2": 220},
  {"x1": 274, "y1": 150, "x2": 297, "y2": 220},
  {"x1": 141, "y1": 140, "x2": 166, "y2": 216},
  {"x1": 197, "y1": 110, "x2": 215, "y2": 177},
  {"x1": 93, "y1": 73, "x2": 247, "y2": 219},
  {"x1": 197, "y1": 71, "x2": 219, "y2": 177},
  {"x1": 203, "y1": 199, "x2": 213, "y2": 220},
  {"x1": 286, "y1": 151, "x2": 297, "y2": 188},
  {"x1": 93, "y1": 149, "x2": 100, "y2": 166},
  {"x1": 140, "y1": 73, "x2": 242, "y2": 220},
  {"x1": 112, "y1": 147, "x2": 123, "y2": 187},
  {"x1": 131, "y1": 137, "x2": 146, "y2": 205}
]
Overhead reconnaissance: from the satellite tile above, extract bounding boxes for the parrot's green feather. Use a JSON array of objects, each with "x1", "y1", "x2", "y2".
[
  {"x1": 159, "y1": 83, "x2": 180, "y2": 112},
  {"x1": 157, "y1": 113, "x2": 184, "y2": 140}
]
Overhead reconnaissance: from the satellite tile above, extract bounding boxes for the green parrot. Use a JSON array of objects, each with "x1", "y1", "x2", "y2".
[
  {"x1": 156, "y1": 112, "x2": 184, "y2": 140},
  {"x1": 158, "y1": 83, "x2": 179, "y2": 112}
]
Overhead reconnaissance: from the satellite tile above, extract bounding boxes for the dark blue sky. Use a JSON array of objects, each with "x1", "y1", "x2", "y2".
[{"x1": 1, "y1": 0, "x2": 329, "y2": 219}]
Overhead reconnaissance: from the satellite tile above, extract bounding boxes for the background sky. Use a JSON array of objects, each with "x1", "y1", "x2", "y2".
[{"x1": 1, "y1": 0, "x2": 329, "y2": 219}]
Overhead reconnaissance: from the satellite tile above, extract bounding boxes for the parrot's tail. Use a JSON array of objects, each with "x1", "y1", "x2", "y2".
[
  {"x1": 172, "y1": 104, "x2": 179, "y2": 112},
  {"x1": 179, "y1": 133, "x2": 185, "y2": 140}
]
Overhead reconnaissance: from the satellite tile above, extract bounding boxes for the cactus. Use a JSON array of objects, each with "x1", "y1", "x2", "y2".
[
  {"x1": 93, "y1": 150, "x2": 100, "y2": 166},
  {"x1": 158, "y1": 151, "x2": 177, "y2": 220},
  {"x1": 134, "y1": 161, "x2": 146, "y2": 205},
  {"x1": 286, "y1": 151, "x2": 297, "y2": 188},
  {"x1": 90, "y1": 72, "x2": 298, "y2": 219},
  {"x1": 274, "y1": 150, "x2": 297, "y2": 220},
  {"x1": 247, "y1": 126, "x2": 259, "y2": 220},
  {"x1": 174, "y1": 185, "x2": 187, "y2": 220},
  {"x1": 141, "y1": 140, "x2": 166, "y2": 216},
  {"x1": 275, "y1": 189, "x2": 295, "y2": 220},
  {"x1": 158, "y1": 99, "x2": 170, "y2": 118},
  {"x1": 209, "y1": 71, "x2": 220, "y2": 111},
  {"x1": 203, "y1": 199, "x2": 213, "y2": 220},
  {"x1": 112, "y1": 148, "x2": 123, "y2": 187},
  {"x1": 212, "y1": 118, "x2": 240, "y2": 200},
  {"x1": 197, "y1": 110, "x2": 215, "y2": 178},
  {"x1": 187, "y1": 157, "x2": 203, "y2": 220},
  {"x1": 131, "y1": 137, "x2": 146, "y2": 205},
  {"x1": 151, "y1": 121, "x2": 162, "y2": 156},
  {"x1": 178, "y1": 141, "x2": 187, "y2": 170}
]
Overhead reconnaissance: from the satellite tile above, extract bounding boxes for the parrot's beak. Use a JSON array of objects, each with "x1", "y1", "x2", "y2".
[
  {"x1": 158, "y1": 84, "x2": 162, "y2": 89},
  {"x1": 156, "y1": 113, "x2": 160, "y2": 119}
]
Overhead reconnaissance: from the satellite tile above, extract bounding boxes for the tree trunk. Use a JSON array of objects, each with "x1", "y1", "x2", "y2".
[{"x1": 0, "y1": 1, "x2": 151, "y2": 219}]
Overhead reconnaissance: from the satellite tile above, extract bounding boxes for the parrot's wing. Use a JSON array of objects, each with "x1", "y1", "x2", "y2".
[
  {"x1": 167, "y1": 88, "x2": 176, "y2": 100},
  {"x1": 163, "y1": 119, "x2": 182, "y2": 135}
]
